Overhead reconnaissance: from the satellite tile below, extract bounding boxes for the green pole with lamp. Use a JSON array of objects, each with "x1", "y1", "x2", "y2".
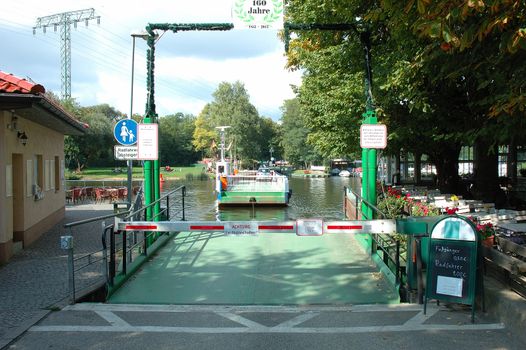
[
  {"x1": 360, "y1": 29, "x2": 377, "y2": 220},
  {"x1": 283, "y1": 23, "x2": 378, "y2": 220},
  {"x1": 143, "y1": 27, "x2": 158, "y2": 222}
]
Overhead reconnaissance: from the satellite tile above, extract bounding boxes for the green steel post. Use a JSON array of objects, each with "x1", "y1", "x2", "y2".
[
  {"x1": 143, "y1": 118, "x2": 153, "y2": 222},
  {"x1": 153, "y1": 158, "x2": 160, "y2": 221},
  {"x1": 360, "y1": 29, "x2": 377, "y2": 220},
  {"x1": 144, "y1": 27, "x2": 159, "y2": 224},
  {"x1": 368, "y1": 144, "x2": 377, "y2": 219},
  {"x1": 361, "y1": 147, "x2": 369, "y2": 219}
]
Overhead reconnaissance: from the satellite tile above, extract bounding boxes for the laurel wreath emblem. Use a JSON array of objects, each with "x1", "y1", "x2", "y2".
[
  {"x1": 234, "y1": 0, "x2": 255, "y2": 23},
  {"x1": 263, "y1": 0, "x2": 283, "y2": 24}
]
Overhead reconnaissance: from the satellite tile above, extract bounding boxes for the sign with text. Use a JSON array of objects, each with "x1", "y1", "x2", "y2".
[
  {"x1": 360, "y1": 124, "x2": 387, "y2": 149},
  {"x1": 224, "y1": 222, "x2": 258, "y2": 236},
  {"x1": 424, "y1": 216, "x2": 479, "y2": 322},
  {"x1": 296, "y1": 219, "x2": 323, "y2": 236},
  {"x1": 137, "y1": 124, "x2": 158, "y2": 160},
  {"x1": 232, "y1": 0, "x2": 284, "y2": 30},
  {"x1": 114, "y1": 146, "x2": 138, "y2": 160}
]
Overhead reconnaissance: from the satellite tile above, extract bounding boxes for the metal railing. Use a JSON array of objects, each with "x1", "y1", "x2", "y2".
[
  {"x1": 221, "y1": 175, "x2": 289, "y2": 192},
  {"x1": 61, "y1": 187, "x2": 143, "y2": 304},
  {"x1": 344, "y1": 186, "x2": 407, "y2": 288},
  {"x1": 107, "y1": 185, "x2": 186, "y2": 289}
]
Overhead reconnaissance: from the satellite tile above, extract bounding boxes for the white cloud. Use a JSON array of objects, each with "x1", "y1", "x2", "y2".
[{"x1": 1, "y1": 0, "x2": 302, "y2": 120}]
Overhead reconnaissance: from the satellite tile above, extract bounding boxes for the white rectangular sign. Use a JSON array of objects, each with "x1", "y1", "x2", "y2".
[
  {"x1": 436, "y1": 275, "x2": 463, "y2": 297},
  {"x1": 232, "y1": 0, "x2": 284, "y2": 30},
  {"x1": 114, "y1": 146, "x2": 138, "y2": 160},
  {"x1": 296, "y1": 219, "x2": 323, "y2": 236},
  {"x1": 360, "y1": 124, "x2": 387, "y2": 149},
  {"x1": 224, "y1": 222, "x2": 258, "y2": 236},
  {"x1": 137, "y1": 124, "x2": 158, "y2": 160}
]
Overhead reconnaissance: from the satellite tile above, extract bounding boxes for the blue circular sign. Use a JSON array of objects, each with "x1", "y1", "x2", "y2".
[{"x1": 114, "y1": 119, "x2": 138, "y2": 145}]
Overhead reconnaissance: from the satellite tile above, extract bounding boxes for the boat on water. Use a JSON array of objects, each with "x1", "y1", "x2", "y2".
[
  {"x1": 216, "y1": 166, "x2": 291, "y2": 207},
  {"x1": 214, "y1": 127, "x2": 291, "y2": 207},
  {"x1": 339, "y1": 170, "x2": 351, "y2": 177}
]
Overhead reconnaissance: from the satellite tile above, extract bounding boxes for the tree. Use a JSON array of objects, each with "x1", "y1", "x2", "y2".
[
  {"x1": 284, "y1": 0, "x2": 526, "y2": 199},
  {"x1": 59, "y1": 98, "x2": 117, "y2": 171},
  {"x1": 193, "y1": 81, "x2": 270, "y2": 166},
  {"x1": 193, "y1": 105, "x2": 218, "y2": 158},
  {"x1": 280, "y1": 98, "x2": 322, "y2": 167},
  {"x1": 159, "y1": 113, "x2": 199, "y2": 166}
]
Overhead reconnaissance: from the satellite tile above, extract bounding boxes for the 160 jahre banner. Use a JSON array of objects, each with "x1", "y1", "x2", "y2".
[{"x1": 232, "y1": 0, "x2": 284, "y2": 29}]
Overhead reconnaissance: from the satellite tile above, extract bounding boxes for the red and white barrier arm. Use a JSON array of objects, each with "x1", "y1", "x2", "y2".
[{"x1": 117, "y1": 219, "x2": 396, "y2": 236}]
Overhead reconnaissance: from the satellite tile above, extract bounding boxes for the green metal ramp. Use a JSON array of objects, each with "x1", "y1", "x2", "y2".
[{"x1": 108, "y1": 232, "x2": 400, "y2": 305}]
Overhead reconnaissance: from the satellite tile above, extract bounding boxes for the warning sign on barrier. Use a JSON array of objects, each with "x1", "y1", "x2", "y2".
[
  {"x1": 296, "y1": 219, "x2": 323, "y2": 236},
  {"x1": 224, "y1": 222, "x2": 258, "y2": 236}
]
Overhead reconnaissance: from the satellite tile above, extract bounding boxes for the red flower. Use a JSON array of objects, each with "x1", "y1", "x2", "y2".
[{"x1": 445, "y1": 207, "x2": 459, "y2": 215}]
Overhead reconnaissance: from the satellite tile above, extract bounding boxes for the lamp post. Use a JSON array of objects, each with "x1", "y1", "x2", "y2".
[{"x1": 129, "y1": 32, "x2": 149, "y2": 209}]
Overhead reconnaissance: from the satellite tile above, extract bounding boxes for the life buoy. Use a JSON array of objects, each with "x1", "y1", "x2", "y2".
[{"x1": 220, "y1": 176, "x2": 228, "y2": 190}]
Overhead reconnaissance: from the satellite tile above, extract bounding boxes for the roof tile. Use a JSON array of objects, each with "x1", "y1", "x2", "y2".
[{"x1": 0, "y1": 71, "x2": 45, "y2": 94}]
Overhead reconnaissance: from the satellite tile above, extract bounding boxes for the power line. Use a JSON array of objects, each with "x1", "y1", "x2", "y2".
[{"x1": 33, "y1": 8, "x2": 101, "y2": 99}]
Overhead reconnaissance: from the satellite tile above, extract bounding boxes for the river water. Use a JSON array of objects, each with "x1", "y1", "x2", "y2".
[{"x1": 163, "y1": 176, "x2": 361, "y2": 221}]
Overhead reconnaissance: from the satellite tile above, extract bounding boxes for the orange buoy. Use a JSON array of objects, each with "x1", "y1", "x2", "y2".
[
  {"x1": 220, "y1": 176, "x2": 228, "y2": 190},
  {"x1": 160, "y1": 173, "x2": 165, "y2": 182}
]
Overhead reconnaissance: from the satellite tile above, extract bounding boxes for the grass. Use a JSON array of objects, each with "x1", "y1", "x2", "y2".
[
  {"x1": 292, "y1": 169, "x2": 328, "y2": 176},
  {"x1": 67, "y1": 164, "x2": 207, "y2": 180}
]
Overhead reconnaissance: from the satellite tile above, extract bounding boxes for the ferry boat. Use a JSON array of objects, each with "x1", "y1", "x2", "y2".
[{"x1": 214, "y1": 126, "x2": 291, "y2": 207}]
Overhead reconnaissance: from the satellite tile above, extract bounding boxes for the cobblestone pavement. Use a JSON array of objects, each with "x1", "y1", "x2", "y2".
[{"x1": 0, "y1": 204, "x2": 113, "y2": 349}]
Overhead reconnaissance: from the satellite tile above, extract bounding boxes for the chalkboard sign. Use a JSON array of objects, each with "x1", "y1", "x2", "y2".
[
  {"x1": 427, "y1": 240, "x2": 475, "y2": 303},
  {"x1": 424, "y1": 216, "x2": 479, "y2": 321}
]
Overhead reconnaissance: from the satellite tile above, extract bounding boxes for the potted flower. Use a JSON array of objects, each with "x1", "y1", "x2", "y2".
[
  {"x1": 465, "y1": 216, "x2": 495, "y2": 247},
  {"x1": 477, "y1": 222, "x2": 496, "y2": 247}
]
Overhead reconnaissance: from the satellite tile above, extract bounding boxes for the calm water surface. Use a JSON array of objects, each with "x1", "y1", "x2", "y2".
[{"x1": 163, "y1": 177, "x2": 361, "y2": 221}]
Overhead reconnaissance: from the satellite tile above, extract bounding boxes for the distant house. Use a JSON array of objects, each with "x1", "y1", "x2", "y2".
[{"x1": 0, "y1": 71, "x2": 86, "y2": 263}]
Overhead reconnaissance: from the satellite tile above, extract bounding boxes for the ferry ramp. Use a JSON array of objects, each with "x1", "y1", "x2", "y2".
[{"x1": 108, "y1": 229, "x2": 400, "y2": 305}]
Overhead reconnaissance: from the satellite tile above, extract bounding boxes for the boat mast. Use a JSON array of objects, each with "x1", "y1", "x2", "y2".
[{"x1": 215, "y1": 126, "x2": 231, "y2": 162}]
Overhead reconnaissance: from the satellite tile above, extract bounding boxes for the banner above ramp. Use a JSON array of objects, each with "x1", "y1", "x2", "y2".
[{"x1": 232, "y1": 0, "x2": 284, "y2": 30}]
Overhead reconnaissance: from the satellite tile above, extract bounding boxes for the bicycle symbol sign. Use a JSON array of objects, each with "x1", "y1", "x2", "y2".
[{"x1": 114, "y1": 119, "x2": 138, "y2": 146}]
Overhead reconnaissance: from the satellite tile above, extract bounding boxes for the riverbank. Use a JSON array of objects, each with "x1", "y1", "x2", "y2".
[{"x1": 66, "y1": 164, "x2": 207, "y2": 181}]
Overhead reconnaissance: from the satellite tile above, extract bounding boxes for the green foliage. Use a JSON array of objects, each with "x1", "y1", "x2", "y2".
[
  {"x1": 280, "y1": 98, "x2": 322, "y2": 166},
  {"x1": 193, "y1": 81, "x2": 281, "y2": 165},
  {"x1": 159, "y1": 113, "x2": 199, "y2": 166},
  {"x1": 284, "y1": 0, "x2": 526, "y2": 194},
  {"x1": 60, "y1": 98, "x2": 117, "y2": 171}
]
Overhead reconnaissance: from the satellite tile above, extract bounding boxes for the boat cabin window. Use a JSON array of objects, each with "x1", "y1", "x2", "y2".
[{"x1": 218, "y1": 165, "x2": 225, "y2": 174}]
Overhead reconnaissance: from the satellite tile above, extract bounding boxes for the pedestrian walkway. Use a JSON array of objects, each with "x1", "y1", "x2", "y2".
[
  {"x1": 108, "y1": 231, "x2": 400, "y2": 305},
  {"x1": 0, "y1": 204, "x2": 112, "y2": 349}
]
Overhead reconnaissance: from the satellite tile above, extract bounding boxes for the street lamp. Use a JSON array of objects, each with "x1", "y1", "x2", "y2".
[{"x1": 128, "y1": 32, "x2": 150, "y2": 208}]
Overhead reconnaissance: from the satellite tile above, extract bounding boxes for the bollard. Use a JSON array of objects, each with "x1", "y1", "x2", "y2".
[{"x1": 60, "y1": 235, "x2": 75, "y2": 304}]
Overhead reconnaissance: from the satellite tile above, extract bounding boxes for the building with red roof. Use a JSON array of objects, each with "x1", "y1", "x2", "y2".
[{"x1": 0, "y1": 71, "x2": 86, "y2": 263}]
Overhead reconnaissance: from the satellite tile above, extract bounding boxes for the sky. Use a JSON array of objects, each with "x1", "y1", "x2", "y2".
[{"x1": 0, "y1": 0, "x2": 302, "y2": 120}]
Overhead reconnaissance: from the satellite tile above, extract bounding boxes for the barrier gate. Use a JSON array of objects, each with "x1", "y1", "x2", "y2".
[
  {"x1": 109, "y1": 217, "x2": 434, "y2": 303},
  {"x1": 117, "y1": 219, "x2": 397, "y2": 236}
]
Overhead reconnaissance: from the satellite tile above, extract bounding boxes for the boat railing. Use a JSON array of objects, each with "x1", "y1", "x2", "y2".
[{"x1": 222, "y1": 174, "x2": 288, "y2": 192}]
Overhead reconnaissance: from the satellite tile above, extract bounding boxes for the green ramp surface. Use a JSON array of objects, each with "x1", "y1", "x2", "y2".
[{"x1": 108, "y1": 231, "x2": 400, "y2": 305}]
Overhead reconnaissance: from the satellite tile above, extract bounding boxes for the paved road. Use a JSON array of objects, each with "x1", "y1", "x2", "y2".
[{"x1": 9, "y1": 303, "x2": 523, "y2": 350}]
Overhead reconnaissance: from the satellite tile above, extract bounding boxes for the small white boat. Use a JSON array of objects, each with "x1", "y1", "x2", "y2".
[{"x1": 339, "y1": 170, "x2": 351, "y2": 177}]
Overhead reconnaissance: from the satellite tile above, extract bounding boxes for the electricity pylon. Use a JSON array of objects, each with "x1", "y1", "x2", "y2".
[{"x1": 33, "y1": 8, "x2": 100, "y2": 99}]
